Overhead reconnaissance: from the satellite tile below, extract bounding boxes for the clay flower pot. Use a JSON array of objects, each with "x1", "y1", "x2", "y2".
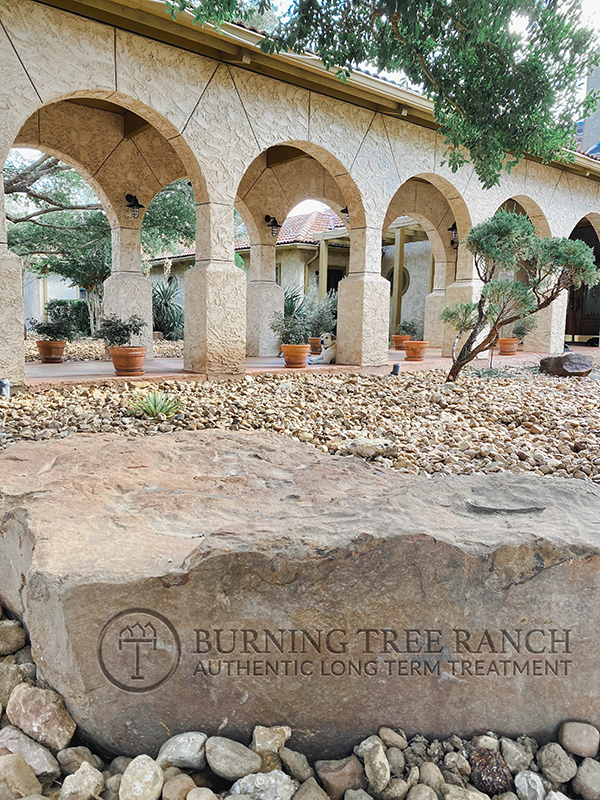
[
  {"x1": 108, "y1": 346, "x2": 147, "y2": 376},
  {"x1": 308, "y1": 337, "x2": 322, "y2": 355},
  {"x1": 497, "y1": 337, "x2": 520, "y2": 355},
  {"x1": 281, "y1": 344, "x2": 310, "y2": 368},
  {"x1": 403, "y1": 340, "x2": 429, "y2": 362},
  {"x1": 392, "y1": 334, "x2": 411, "y2": 351},
  {"x1": 36, "y1": 340, "x2": 67, "y2": 363}
]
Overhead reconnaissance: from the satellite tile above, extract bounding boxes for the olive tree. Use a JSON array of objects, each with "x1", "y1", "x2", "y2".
[{"x1": 441, "y1": 210, "x2": 599, "y2": 382}]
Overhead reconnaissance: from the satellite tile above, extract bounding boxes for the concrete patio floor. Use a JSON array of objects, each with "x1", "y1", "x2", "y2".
[{"x1": 22, "y1": 346, "x2": 591, "y2": 389}]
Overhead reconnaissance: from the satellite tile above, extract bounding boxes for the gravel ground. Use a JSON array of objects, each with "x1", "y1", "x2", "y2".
[
  {"x1": 24, "y1": 338, "x2": 184, "y2": 361},
  {"x1": 3, "y1": 368, "x2": 600, "y2": 482}
]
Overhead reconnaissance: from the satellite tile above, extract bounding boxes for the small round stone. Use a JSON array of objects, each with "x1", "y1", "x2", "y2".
[
  {"x1": 204, "y1": 737, "x2": 261, "y2": 781},
  {"x1": 559, "y1": 722, "x2": 600, "y2": 758}
]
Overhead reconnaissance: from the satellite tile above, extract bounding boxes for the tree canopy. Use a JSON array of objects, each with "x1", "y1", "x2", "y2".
[{"x1": 165, "y1": 0, "x2": 599, "y2": 189}]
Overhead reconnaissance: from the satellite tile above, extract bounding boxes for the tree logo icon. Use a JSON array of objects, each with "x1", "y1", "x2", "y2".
[{"x1": 97, "y1": 609, "x2": 180, "y2": 693}]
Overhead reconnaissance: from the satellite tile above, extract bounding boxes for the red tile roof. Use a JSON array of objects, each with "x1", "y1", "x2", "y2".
[{"x1": 237, "y1": 209, "x2": 345, "y2": 250}]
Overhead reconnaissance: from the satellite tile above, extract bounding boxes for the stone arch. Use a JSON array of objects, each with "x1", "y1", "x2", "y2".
[
  {"x1": 565, "y1": 214, "x2": 600, "y2": 344},
  {"x1": 497, "y1": 195, "x2": 552, "y2": 237}
]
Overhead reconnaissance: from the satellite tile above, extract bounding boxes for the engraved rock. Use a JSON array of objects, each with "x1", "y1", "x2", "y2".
[
  {"x1": 162, "y1": 774, "x2": 196, "y2": 800},
  {"x1": 0, "y1": 753, "x2": 43, "y2": 800},
  {"x1": 3, "y1": 433, "x2": 600, "y2": 757},
  {"x1": 514, "y1": 771, "x2": 545, "y2": 800},
  {"x1": 0, "y1": 621, "x2": 26, "y2": 657},
  {"x1": 0, "y1": 726, "x2": 60, "y2": 781},
  {"x1": 279, "y1": 747, "x2": 315, "y2": 783},
  {"x1": 573, "y1": 759, "x2": 600, "y2": 800},
  {"x1": 205, "y1": 738, "x2": 261, "y2": 781},
  {"x1": 60, "y1": 761, "x2": 104, "y2": 800},
  {"x1": 539, "y1": 353, "x2": 593, "y2": 378},
  {"x1": 536, "y1": 744, "x2": 576, "y2": 785},
  {"x1": 58, "y1": 747, "x2": 99, "y2": 776},
  {"x1": 500, "y1": 740, "x2": 532, "y2": 776},
  {"x1": 156, "y1": 733, "x2": 207, "y2": 771},
  {"x1": 230, "y1": 770, "x2": 299, "y2": 800},
  {"x1": 295, "y1": 779, "x2": 330, "y2": 800},
  {"x1": 315, "y1": 756, "x2": 367, "y2": 800},
  {"x1": 6, "y1": 684, "x2": 76, "y2": 752},
  {"x1": 558, "y1": 722, "x2": 600, "y2": 758},
  {"x1": 119, "y1": 756, "x2": 163, "y2": 800}
]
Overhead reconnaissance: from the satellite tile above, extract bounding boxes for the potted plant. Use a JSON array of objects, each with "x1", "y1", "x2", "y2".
[
  {"x1": 95, "y1": 315, "x2": 148, "y2": 376},
  {"x1": 28, "y1": 317, "x2": 77, "y2": 363},
  {"x1": 270, "y1": 313, "x2": 311, "y2": 368},
  {"x1": 398, "y1": 321, "x2": 429, "y2": 361},
  {"x1": 501, "y1": 316, "x2": 538, "y2": 353},
  {"x1": 305, "y1": 288, "x2": 337, "y2": 354},
  {"x1": 392, "y1": 319, "x2": 419, "y2": 350}
]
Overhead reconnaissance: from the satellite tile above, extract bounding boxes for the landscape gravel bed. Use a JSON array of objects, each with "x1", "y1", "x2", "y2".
[{"x1": 2, "y1": 369, "x2": 600, "y2": 481}]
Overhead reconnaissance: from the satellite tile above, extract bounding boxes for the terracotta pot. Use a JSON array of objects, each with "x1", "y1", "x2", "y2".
[
  {"x1": 308, "y1": 337, "x2": 322, "y2": 355},
  {"x1": 497, "y1": 337, "x2": 520, "y2": 355},
  {"x1": 36, "y1": 340, "x2": 66, "y2": 363},
  {"x1": 108, "y1": 346, "x2": 147, "y2": 376},
  {"x1": 392, "y1": 334, "x2": 411, "y2": 351},
  {"x1": 281, "y1": 344, "x2": 310, "y2": 368},
  {"x1": 403, "y1": 340, "x2": 429, "y2": 362}
]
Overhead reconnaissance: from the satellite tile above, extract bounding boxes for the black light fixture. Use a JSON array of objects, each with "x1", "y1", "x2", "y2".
[
  {"x1": 125, "y1": 193, "x2": 145, "y2": 219},
  {"x1": 340, "y1": 206, "x2": 350, "y2": 224},
  {"x1": 448, "y1": 221, "x2": 459, "y2": 249},
  {"x1": 264, "y1": 214, "x2": 281, "y2": 237}
]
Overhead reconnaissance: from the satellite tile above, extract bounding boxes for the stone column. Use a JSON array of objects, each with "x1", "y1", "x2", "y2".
[
  {"x1": 522, "y1": 292, "x2": 568, "y2": 354},
  {"x1": 102, "y1": 226, "x2": 153, "y2": 357},
  {"x1": 184, "y1": 202, "x2": 246, "y2": 377},
  {"x1": 336, "y1": 227, "x2": 390, "y2": 367},
  {"x1": 441, "y1": 247, "x2": 480, "y2": 357},
  {"x1": 424, "y1": 257, "x2": 451, "y2": 347},
  {"x1": 390, "y1": 227, "x2": 404, "y2": 335},
  {"x1": 318, "y1": 239, "x2": 328, "y2": 300},
  {"x1": 246, "y1": 242, "x2": 284, "y2": 357},
  {"x1": 0, "y1": 179, "x2": 25, "y2": 385}
]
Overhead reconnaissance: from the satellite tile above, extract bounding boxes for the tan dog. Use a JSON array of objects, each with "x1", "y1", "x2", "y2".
[{"x1": 311, "y1": 332, "x2": 337, "y2": 364}]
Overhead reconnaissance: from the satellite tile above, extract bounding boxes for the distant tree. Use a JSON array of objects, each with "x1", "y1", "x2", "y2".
[
  {"x1": 165, "y1": 0, "x2": 599, "y2": 189},
  {"x1": 441, "y1": 210, "x2": 600, "y2": 382}
]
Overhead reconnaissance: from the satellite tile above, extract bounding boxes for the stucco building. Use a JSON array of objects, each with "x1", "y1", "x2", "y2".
[{"x1": 2, "y1": 0, "x2": 600, "y2": 384}]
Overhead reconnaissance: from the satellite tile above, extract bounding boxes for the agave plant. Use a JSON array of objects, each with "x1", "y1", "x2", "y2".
[
  {"x1": 152, "y1": 280, "x2": 184, "y2": 340},
  {"x1": 129, "y1": 391, "x2": 183, "y2": 420}
]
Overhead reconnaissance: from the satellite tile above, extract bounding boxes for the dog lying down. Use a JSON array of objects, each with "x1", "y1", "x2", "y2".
[{"x1": 311, "y1": 332, "x2": 337, "y2": 364}]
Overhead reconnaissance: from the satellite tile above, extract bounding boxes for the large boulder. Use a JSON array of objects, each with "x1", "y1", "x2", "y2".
[
  {"x1": 2, "y1": 431, "x2": 600, "y2": 757},
  {"x1": 539, "y1": 352, "x2": 593, "y2": 377}
]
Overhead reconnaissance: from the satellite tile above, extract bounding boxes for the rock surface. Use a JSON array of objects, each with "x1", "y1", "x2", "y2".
[
  {"x1": 229, "y1": 770, "x2": 299, "y2": 800},
  {"x1": 205, "y1": 738, "x2": 261, "y2": 781},
  {"x1": 0, "y1": 621, "x2": 27, "y2": 656},
  {"x1": 3, "y1": 432, "x2": 600, "y2": 757},
  {"x1": 559, "y1": 723, "x2": 599, "y2": 758},
  {"x1": 539, "y1": 353, "x2": 593, "y2": 377},
  {"x1": 59, "y1": 761, "x2": 104, "y2": 800},
  {"x1": 514, "y1": 771, "x2": 545, "y2": 800},
  {"x1": 279, "y1": 747, "x2": 314, "y2": 783},
  {"x1": 315, "y1": 756, "x2": 367, "y2": 800},
  {"x1": 573, "y1": 759, "x2": 600, "y2": 800},
  {"x1": 536, "y1": 743, "x2": 577, "y2": 784},
  {"x1": 6, "y1": 684, "x2": 76, "y2": 752},
  {"x1": 118, "y1": 755, "x2": 163, "y2": 800},
  {"x1": 0, "y1": 726, "x2": 60, "y2": 780},
  {"x1": 0, "y1": 753, "x2": 43, "y2": 800},
  {"x1": 156, "y1": 733, "x2": 207, "y2": 770}
]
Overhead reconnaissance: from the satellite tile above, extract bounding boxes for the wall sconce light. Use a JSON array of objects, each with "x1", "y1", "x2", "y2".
[
  {"x1": 125, "y1": 194, "x2": 145, "y2": 219},
  {"x1": 340, "y1": 206, "x2": 350, "y2": 224},
  {"x1": 448, "y1": 222, "x2": 459, "y2": 249},
  {"x1": 265, "y1": 215, "x2": 281, "y2": 237}
]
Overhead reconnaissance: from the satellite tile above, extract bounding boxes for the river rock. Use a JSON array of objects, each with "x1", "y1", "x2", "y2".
[
  {"x1": 407, "y1": 787, "x2": 437, "y2": 800},
  {"x1": 109, "y1": 757, "x2": 132, "y2": 776},
  {"x1": 444, "y1": 754, "x2": 470, "y2": 777},
  {"x1": 539, "y1": 353, "x2": 593, "y2": 377},
  {"x1": 60, "y1": 761, "x2": 104, "y2": 800},
  {"x1": 559, "y1": 722, "x2": 600, "y2": 757},
  {"x1": 0, "y1": 753, "x2": 42, "y2": 799},
  {"x1": 162, "y1": 774, "x2": 195, "y2": 800},
  {"x1": 355, "y1": 737, "x2": 389, "y2": 793},
  {"x1": 536, "y1": 744, "x2": 576, "y2": 784},
  {"x1": 156, "y1": 733, "x2": 207, "y2": 770},
  {"x1": 381, "y1": 778, "x2": 410, "y2": 800},
  {"x1": 0, "y1": 726, "x2": 60, "y2": 780},
  {"x1": 58, "y1": 747, "x2": 99, "y2": 776},
  {"x1": 205, "y1": 737, "x2": 261, "y2": 781},
  {"x1": 103, "y1": 775, "x2": 122, "y2": 800},
  {"x1": 279, "y1": 747, "x2": 314, "y2": 782},
  {"x1": 345, "y1": 438, "x2": 398, "y2": 459},
  {"x1": 315, "y1": 756, "x2": 367, "y2": 800},
  {"x1": 387, "y1": 749, "x2": 406, "y2": 777},
  {"x1": 545, "y1": 793, "x2": 570, "y2": 800},
  {"x1": 0, "y1": 660, "x2": 24, "y2": 708},
  {"x1": 6, "y1": 684, "x2": 76, "y2": 751},
  {"x1": 380, "y1": 729, "x2": 408, "y2": 750},
  {"x1": 119, "y1": 755, "x2": 163, "y2": 800},
  {"x1": 6, "y1": 433, "x2": 600, "y2": 757},
  {"x1": 0, "y1": 621, "x2": 26, "y2": 657},
  {"x1": 514, "y1": 771, "x2": 545, "y2": 800},
  {"x1": 344, "y1": 792, "x2": 372, "y2": 800},
  {"x1": 573, "y1": 758, "x2": 600, "y2": 800},
  {"x1": 251, "y1": 726, "x2": 291, "y2": 772},
  {"x1": 187, "y1": 790, "x2": 218, "y2": 800},
  {"x1": 500, "y1": 740, "x2": 532, "y2": 776},
  {"x1": 420, "y1": 763, "x2": 444, "y2": 790},
  {"x1": 230, "y1": 770, "x2": 298, "y2": 800}
]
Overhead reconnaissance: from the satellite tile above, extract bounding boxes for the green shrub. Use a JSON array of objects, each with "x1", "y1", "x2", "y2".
[
  {"x1": 395, "y1": 319, "x2": 422, "y2": 339},
  {"x1": 512, "y1": 316, "x2": 538, "y2": 340},
  {"x1": 152, "y1": 281, "x2": 184, "y2": 340},
  {"x1": 45, "y1": 298, "x2": 91, "y2": 337},
  {"x1": 95, "y1": 315, "x2": 147, "y2": 347},
  {"x1": 304, "y1": 286, "x2": 337, "y2": 338},
  {"x1": 28, "y1": 317, "x2": 77, "y2": 341}
]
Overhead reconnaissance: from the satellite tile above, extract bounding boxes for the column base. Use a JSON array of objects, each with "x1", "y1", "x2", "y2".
[
  {"x1": 102, "y1": 272, "x2": 154, "y2": 358},
  {"x1": 246, "y1": 281, "x2": 284, "y2": 357},
  {"x1": 337, "y1": 273, "x2": 390, "y2": 367},
  {"x1": 424, "y1": 289, "x2": 447, "y2": 348},
  {"x1": 184, "y1": 262, "x2": 246, "y2": 377},
  {"x1": 0, "y1": 248, "x2": 25, "y2": 385}
]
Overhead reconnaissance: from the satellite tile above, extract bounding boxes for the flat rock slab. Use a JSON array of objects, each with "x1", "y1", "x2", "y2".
[{"x1": 2, "y1": 431, "x2": 600, "y2": 758}]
